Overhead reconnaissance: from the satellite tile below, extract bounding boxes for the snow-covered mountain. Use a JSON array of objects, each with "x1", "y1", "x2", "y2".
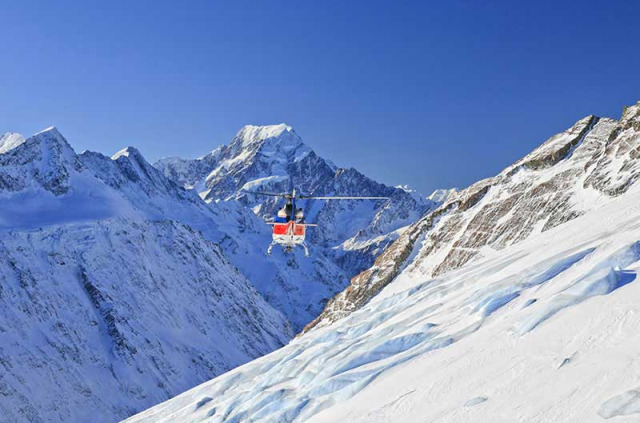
[
  {"x1": 87, "y1": 140, "x2": 349, "y2": 334},
  {"x1": 155, "y1": 124, "x2": 434, "y2": 276},
  {"x1": 304, "y1": 103, "x2": 640, "y2": 331},
  {"x1": 125, "y1": 101, "x2": 640, "y2": 423},
  {"x1": 0, "y1": 124, "x2": 431, "y2": 422},
  {"x1": 0, "y1": 127, "x2": 323, "y2": 422},
  {"x1": 0, "y1": 219, "x2": 290, "y2": 423}
]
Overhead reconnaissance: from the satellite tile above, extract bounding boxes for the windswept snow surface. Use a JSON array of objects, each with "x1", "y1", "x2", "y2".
[{"x1": 125, "y1": 182, "x2": 640, "y2": 423}]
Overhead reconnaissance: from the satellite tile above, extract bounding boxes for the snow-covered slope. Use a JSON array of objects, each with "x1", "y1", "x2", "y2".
[
  {"x1": 0, "y1": 128, "x2": 296, "y2": 422},
  {"x1": 0, "y1": 220, "x2": 291, "y2": 423},
  {"x1": 305, "y1": 103, "x2": 640, "y2": 331},
  {"x1": 155, "y1": 124, "x2": 433, "y2": 276},
  {"x1": 125, "y1": 101, "x2": 640, "y2": 423}
]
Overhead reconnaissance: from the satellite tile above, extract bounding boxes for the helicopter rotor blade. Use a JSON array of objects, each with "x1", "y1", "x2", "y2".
[
  {"x1": 241, "y1": 189, "x2": 292, "y2": 198},
  {"x1": 298, "y1": 195, "x2": 390, "y2": 200}
]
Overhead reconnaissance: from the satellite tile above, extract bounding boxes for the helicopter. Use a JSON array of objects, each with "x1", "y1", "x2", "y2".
[{"x1": 242, "y1": 188, "x2": 390, "y2": 257}]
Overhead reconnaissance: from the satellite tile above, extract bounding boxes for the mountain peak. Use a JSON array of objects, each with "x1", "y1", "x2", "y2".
[
  {"x1": 28, "y1": 126, "x2": 74, "y2": 153},
  {"x1": 395, "y1": 184, "x2": 431, "y2": 205},
  {"x1": 33, "y1": 125, "x2": 61, "y2": 136},
  {"x1": 112, "y1": 146, "x2": 144, "y2": 161},
  {"x1": 239, "y1": 123, "x2": 293, "y2": 137},
  {"x1": 232, "y1": 123, "x2": 299, "y2": 149},
  {"x1": 621, "y1": 101, "x2": 640, "y2": 125},
  {"x1": 0, "y1": 127, "x2": 81, "y2": 196},
  {"x1": 0, "y1": 132, "x2": 26, "y2": 154}
]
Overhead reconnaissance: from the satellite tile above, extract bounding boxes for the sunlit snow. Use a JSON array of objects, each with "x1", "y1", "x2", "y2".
[{"x1": 125, "y1": 182, "x2": 640, "y2": 423}]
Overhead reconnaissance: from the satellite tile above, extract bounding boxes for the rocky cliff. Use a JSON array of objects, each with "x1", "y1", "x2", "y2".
[{"x1": 304, "y1": 102, "x2": 640, "y2": 332}]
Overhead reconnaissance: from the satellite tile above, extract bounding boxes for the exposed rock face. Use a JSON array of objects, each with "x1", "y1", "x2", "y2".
[
  {"x1": 155, "y1": 124, "x2": 434, "y2": 277},
  {"x1": 304, "y1": 102, "x2": 640, "y2": 333},
  {"x1": 584, "y1": 103, "x2": 640, "y2": 195}
]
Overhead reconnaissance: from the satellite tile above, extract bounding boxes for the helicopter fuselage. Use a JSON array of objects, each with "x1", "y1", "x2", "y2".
[
  {"x1": 270, "y1": 221, "x2": 307, "y2": 249},
  {"x1": 268, "y1": 194, "x2": 313, "y2": 256},
  {"x1": 242, "y1": 187, "x2": 389, "y2": 257}
]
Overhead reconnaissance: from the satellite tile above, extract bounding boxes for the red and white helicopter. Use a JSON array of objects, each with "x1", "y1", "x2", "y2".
[{"x1": 242, "y1": 188, "x2": 389, "y2": 257}]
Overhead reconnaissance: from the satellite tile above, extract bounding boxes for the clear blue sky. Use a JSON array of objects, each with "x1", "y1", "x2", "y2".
[{"x1": 1, "y1": 1, "x2": 639, "y2": 194}]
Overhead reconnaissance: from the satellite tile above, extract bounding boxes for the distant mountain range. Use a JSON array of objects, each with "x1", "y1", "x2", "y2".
[{"x1": 155, "y1": 123, "x2": 441, "y2": 276}]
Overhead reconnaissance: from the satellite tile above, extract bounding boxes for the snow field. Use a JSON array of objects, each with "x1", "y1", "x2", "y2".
[{"x1": 125, "y1": 183, "x2": 640, "y2": 423}]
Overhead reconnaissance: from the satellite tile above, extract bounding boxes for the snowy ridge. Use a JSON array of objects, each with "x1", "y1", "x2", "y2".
[
  {"x1": 0, "y1": 127, "x2": 83, "y2": 196},
  {"x1": 125, "y1": 101, "x2": 640, "y2": 423},
  {"x1": 232, "y1": 124, "x2": 298, "y2": 150},
  {"x1": 305, "y1": 103, "x2": 640, "y2": 332}
]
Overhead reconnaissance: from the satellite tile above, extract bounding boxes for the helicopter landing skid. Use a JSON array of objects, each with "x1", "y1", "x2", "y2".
[{"x1": 266, "y1": 241, "x2": 310, "y2": 257}]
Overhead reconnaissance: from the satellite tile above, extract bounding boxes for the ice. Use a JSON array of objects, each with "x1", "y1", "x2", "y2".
[
  {"x1": 240, "y1": 175, "x2": 289, "y2": 191},
  {"x1": 476, "y1": 291, "x2": 520, "y2": 317},
  {"x1": 464, "y1": 397, "x2": 487, "y2": 407},
  {"x1": 195, "y1": 397, "x2": 214, "y2": 410},
  {"x1": 598, "y1": 389, "x2": 640, "y2": 419},
  {"x1": 557, "y1": 357, "x2": 572, "y2": 369},
  {"x1": 514, "y1": 242, "x2": 640, "y2": 335}
]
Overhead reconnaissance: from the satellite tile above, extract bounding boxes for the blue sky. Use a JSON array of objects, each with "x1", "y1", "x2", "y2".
[{"x1": 1, "y1": 1, "x2": 639, "y2": 194}]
